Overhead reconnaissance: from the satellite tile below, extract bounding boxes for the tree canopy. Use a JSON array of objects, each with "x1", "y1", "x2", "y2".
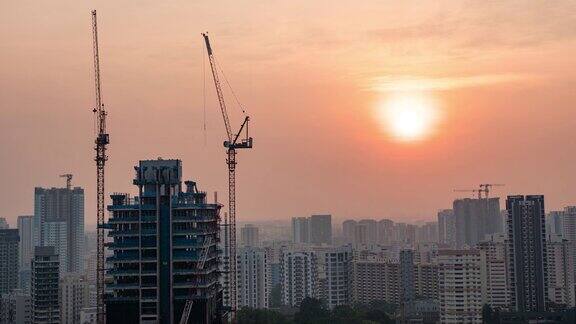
[{"x1": 237, "y1": 298, "x2": 396, "y2": 324}]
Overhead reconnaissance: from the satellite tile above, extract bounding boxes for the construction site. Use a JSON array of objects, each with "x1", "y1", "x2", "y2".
[{"x1": 90, "y1": 9, "x2": 252, "y2": 324}]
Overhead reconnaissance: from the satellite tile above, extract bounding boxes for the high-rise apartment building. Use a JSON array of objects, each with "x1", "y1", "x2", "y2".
[
  {"x1": 547, "y1": 211, "x2": 564, "y2": 237},
  {"x1": 358, "y1": 219, "x2": 377, "y2": 245},
  {"x1": 34, "y1": 185, "x2": 84, "y2": 274},
  {"x1": 60, "y1": 274, "x2": 90, "y2": 324},
  {"x1": 315, "y1": 246, "x2": 352, "y2": 309},
  {"x1": 237, "y1": 247, "x2": 269, "y2": 309},
  {"x1": 280, "y1": 249, "x2": 318, "y2": 307},
  {"x1": 240, "y1": 224, "x2": 260, "y2": 247},
  {"x1": 31, "y1": 246, "x2": 60, "y2": 324},
  {"x1": 292, "y1": 215, "x2": 332, "y2": 245},
  {"x1": 378, "y1": 219, "x2": 395, "y2": 245},
  {"x1": 395, "y1": 223, "x2": 417, "y2": 245},
  {"x1": 291, "y1": 217, "x2": 309, "y2": 244},
  {"x1": 562, "y1": 206, "x2": 576, "y2": 238},
  {"x1": 506, "y1": 195, "x2": 547, "y2": 312},
  {"x1": 342, "y1": 220, "x2": 356, "y2": 244},
  {"x1": 350, "y1": 256, "x2": 399, "y2": 305},
  {"x1": 83, "y1": 251, "x2": 97, "y2": 286},
  {"x1": 0, "y1": 229, "x2": 19, "y2": 295},
  {"x1": 416, "y1": 222, "x2": 439, "y2": 243},
  {"x1": 414, "y1": 263, "x2": 439, "y2": 300},
  {"x1": 454, "y1": 197, "x2": 501, "y2": 247},
  {"x1": 477, "y1": 233, "x2": 510, "y2": 310},
  {"x1": 561, "y1": 207, "x2": 576, "y2": 278},
  {"x1": 546, "y1": 234, "x2": 575, "y2": 308},
  {"x1": 414, "y1": 244, "x2": 438, "y2": 264},
  {"x1": 437, "y1": 209, "x2": 455, "y2": 247},
  {"x1": 353, "y1": 222, "x2": 369, "y2": 246},
  {"x1": 80, "y1": 307, "x2": 97, "y2": 324},
  {"x1": 105, "y1": 159, "x2": 222, "y2": 324},
  {"x1": 17, "y1": 215, "x2": 33, "y2": 291},
  {"x1": 400, "y1": 250, "x2": 415, "y2": 303},
  {"x1": 438, "y1": 249, "x2": 482, "y2": 324},
  {"x1": 0, "y1": 289, "x2": 31, "y2": 324},
  {"x1": 309, "y1": 215, "x2": 332, "y2": 245}
]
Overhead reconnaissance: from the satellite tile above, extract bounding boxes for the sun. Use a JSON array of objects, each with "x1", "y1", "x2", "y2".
[{"x1": 377, "y1": 93, "x2": 439, "y2": 141}]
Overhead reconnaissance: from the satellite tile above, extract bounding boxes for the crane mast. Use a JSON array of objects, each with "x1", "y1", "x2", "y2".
[
  {"x1": 92, "y1": 10, "x2": 109, "y2": 324},
  {"x1": 202, "y1": 33, "x2": 253, "y2": 317},
  {"x1": 479, "y1": 183, "x2": 505, "y2": 198}
]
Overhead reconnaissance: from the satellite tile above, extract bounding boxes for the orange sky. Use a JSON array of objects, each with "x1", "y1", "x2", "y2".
[{"x1": 1, "y1": 1, "x2": 576, "y2": 228}]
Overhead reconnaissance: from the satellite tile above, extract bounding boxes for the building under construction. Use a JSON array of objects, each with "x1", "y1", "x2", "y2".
[{"x1": 105, "y1": 159, "x2": 222, "y2": 323}]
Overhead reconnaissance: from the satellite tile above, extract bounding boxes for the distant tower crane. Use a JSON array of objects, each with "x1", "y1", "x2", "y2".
[
  {"x1": 479, "y1": 183, "x2": 505, "y2": 199},
  {"x1": 454, "y1": 189, "x2": 483, "y2": 199},
  {"x1": 60, "y1": 174, "x2": 73, "y2": 190},
  {"x1": 202, "y1": 32, "x2": 253, "y2": 316},
  {"x1": 91, "y1": 10, "x2": 110, "y2": 324}
]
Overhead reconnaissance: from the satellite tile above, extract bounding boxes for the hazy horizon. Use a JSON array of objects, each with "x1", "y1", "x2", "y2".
[{"x1": 2, "y1": 1, "x2": 576, "y2": 228}]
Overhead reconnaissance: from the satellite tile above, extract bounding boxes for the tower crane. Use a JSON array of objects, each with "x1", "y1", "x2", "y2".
[
  {"x1": 202, "y1": 32, "x2": 253, "y2": 317},
  {"x1": 60, "y1": 174, "x2": 73, "y2": 190},
  {"x1": 454, "y1": 189, "x2": 483, "y2": 199},
  {"x1": 91, "y1": 10, "x2": 109, "y2": 324},
  {"x1": 479, "y1": 183, "x2": 505, "y2": 199}
]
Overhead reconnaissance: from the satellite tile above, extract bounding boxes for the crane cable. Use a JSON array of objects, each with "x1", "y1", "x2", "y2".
[
  {"x1": 214, "y1": 56, "x2": 247, "y2": 116},
  {"x1": 202, "y1": 39, "x2": 207, "y2": 146}
]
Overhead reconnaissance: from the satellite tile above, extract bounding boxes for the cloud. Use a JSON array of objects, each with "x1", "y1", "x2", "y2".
[
  {"x1": 369, "y1": 1, "x2": 576, "y2": 51},
  {"x1": 369, "y1": 74, "x2": 533, "y2": 92}
]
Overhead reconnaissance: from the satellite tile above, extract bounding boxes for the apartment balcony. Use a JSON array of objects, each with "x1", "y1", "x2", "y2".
[
  {"x1": 172, "y1": 250, "x2": 218, "y2": 261},
  {"x1": 172, "y1": 214, "x2": 220, "y2": 223},
  {"x1": 108, "y1": 229, "x2": 139, "y2": 237},
  {"x1": 173, "y1": 285, "x2": 220, "y2": 300},
  {"x1": 172, "y1": 267, "x2": 217, "y2": 275},
  {"x1": 141, "y1": 228, "x2": 157, "y2": 236},
  {"x1": 173, "y1": 279, "x2": 219, "y2": 289},
  {"x1": 108, "y1": 268, "x2": 140, "y2": 276},
  {"x1": 106, "y1": 296, "x2": 139, "y2": 302},
  {"x1": 107, "y1": 282, "x2": 140, "y2": 289},
  {"x1": 108, "y1": 215, "x2": 138, "y2": 223},
  {"x1": 172, "y1": 238, "x2": 204, "y2": 248},
  {"x1": 105, "y1": 241, "x2": 139, "y2": 249},
  {"x1": 172, "y1": 228, "x2": 218, "y2": 235},
  {"x1": 106, "y1": 255, "x2": 140, "y2": 263},
  {"x1": 108, "y1": 204, "x2": 155, "y2": 211}
]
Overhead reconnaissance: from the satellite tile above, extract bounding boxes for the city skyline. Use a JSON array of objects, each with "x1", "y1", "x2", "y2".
[
  {"x1": 2, "y1": 2, "x2": 576, "y2": 223},
  {"x1": 2, "y1": 2, "x2": 576, "y2": 323}
]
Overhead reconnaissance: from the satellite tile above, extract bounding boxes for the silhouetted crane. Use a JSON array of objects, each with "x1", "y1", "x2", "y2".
[
  {"x1": 91, "y1": 10, "x2": 109, "y2": 324},
  {"x1": 202, "y1": 32, "x2": 253, "y2": 318},
  {"x1": 60, "y1": 174, "x2": 73, "y2": 190},
  {"x1": 479, "y1": 183, "x2": 505, "y2": 199}
]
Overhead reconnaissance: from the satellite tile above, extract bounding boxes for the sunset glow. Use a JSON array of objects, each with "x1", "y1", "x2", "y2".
[
  {"x1": 1, "y1": 0, "x2": 576, "y2": 226},
  {"x1": 378, "y1": 94, "x2": 439, "y2": 142}
]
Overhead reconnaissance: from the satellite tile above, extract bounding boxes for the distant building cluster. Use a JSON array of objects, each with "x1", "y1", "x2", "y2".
[
  {"x1": 229, "y1": 195, "x2": 576, "y2": 324},
  {"x1": 1, "y1": 177, "x2": 95, "y2": 324},
  {"x1": 2, "y1": 160, "x2": 576, "y2": 324}
]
